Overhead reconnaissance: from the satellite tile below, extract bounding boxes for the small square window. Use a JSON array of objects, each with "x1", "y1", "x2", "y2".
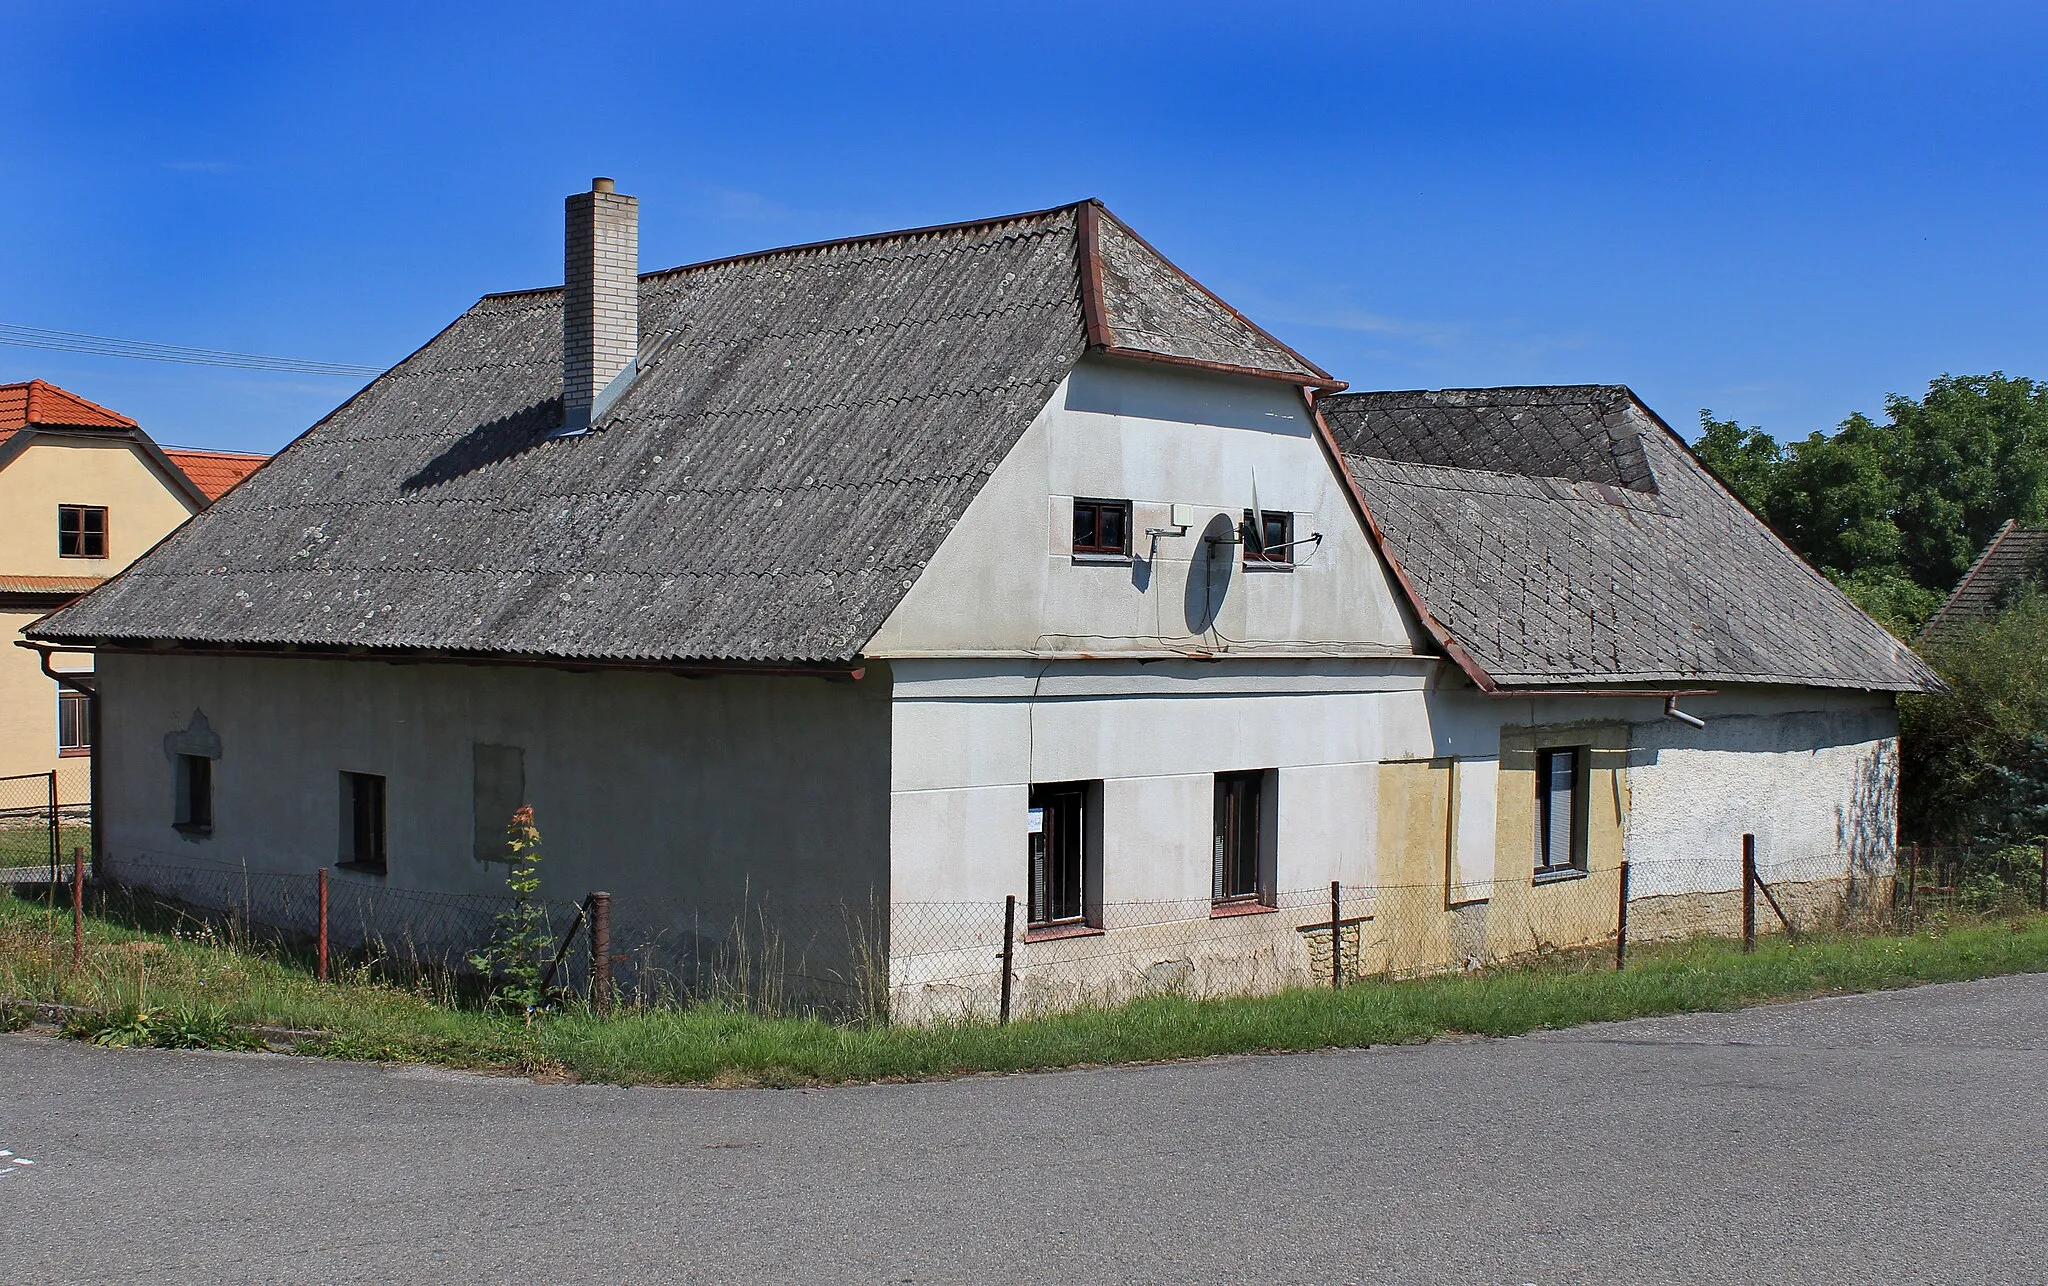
[
  {"x1": 58, "y1": 505, "x2": 108, "y2": 559},
  {"x1": 1535, "y1": 747, "x2": 1587, "y2": 876},
  {"x1": 1072, "y1": 499, "x2": 1131, "y2": 557},
  {"x1": 175, "y1": 755, "x2": 213, "y2": 834},
  {"x1": 1242, "y1": 509, "x2": 1292, "y2": 565},
  {"x1": 341, "y1": 772, "x2": 388, "y2": 873}
]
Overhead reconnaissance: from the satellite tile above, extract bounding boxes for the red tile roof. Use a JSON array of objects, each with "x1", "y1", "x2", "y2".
[
  {"x1": 163, "y1": 448, "x2": 269, "y2": 502},
  {"x1": 0, "y1": 574, "x2": 106, "y2": 595},
  {"x1": 0, "y1": 379, "x2": 139, "y2": 439}
]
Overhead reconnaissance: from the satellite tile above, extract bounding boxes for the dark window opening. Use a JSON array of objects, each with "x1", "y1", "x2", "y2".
[
  {"x1": 57, "y1": 688, "x2": 91, "y2": 756},
  {"x1": 1535, "y1": 747, "x2": 1587, "y2": 876},
  {"x1": 1213, "y1": 770, "x2": 1268, "y2": 903},
  {"x1": 1028, "y1": 782, "x2": 1091, "y2": 927},
  {"x1": 1242, "y1": 509, "x2": 1292, "y2": 565},
  {"x1": 58, "y1": 505, "x2": 108, "y2": 559},
  {"x1": 175, "y1": 754, "x2": 213, "y2": 834},
  {"x1": 342, "y1": 772, "x2": 388, "y2": 873},
  {"x1": 1072, "y1": 499, "x2": 1132, "y2": 557}
]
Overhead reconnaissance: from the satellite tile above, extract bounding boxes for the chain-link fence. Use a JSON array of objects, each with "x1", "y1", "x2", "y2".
[
  {"x1": 0, "y1": 772, "x2": 70, "y2": 883},
  {"x1": 10, "y1": 833, "x2": 2024, "y2": 1024}
]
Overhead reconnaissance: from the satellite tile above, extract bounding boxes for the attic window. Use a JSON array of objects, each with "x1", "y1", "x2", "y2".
[
  {"x1": 1243, "y1": 510, "x2": 1292, "y2": 566},
  {"x1": 58, "y1": 505, "x2": 107, "y2": 559},
  {"x1": 1072, "y1": 499, "x2": 1131, "y2": 558}
]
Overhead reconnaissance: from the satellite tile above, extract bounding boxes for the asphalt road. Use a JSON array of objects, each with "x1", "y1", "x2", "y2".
[{"x1": 4, "y1": 975, "x2": 2044, "y2": 1285}]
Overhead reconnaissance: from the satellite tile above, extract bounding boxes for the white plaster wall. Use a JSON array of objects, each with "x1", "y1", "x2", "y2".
[
  {"x1": 93, "y1": 651, "x2": 895, "y2": 953},
  {"x1": 867, "y1": 356, "x2": 1428, "y2": 659}
]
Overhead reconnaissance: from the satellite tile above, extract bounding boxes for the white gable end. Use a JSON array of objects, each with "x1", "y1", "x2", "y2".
[{"x1": 866, "y1": 356, "x2": 1428, "y2": 657}]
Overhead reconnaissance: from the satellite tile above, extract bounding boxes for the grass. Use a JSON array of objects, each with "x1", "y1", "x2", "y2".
[{"x1": 4, "y1": 880, "x2": 2046, "y2": 1087}]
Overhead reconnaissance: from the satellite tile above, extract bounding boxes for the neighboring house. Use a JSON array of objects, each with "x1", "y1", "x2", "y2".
[
  {"x1": 1920, "y1": 518, "x2": 2048, "y2": 642},
  {"x1": 0, "y1": 379, "x2": 266, "y2": 802},
  {"x1": 27, "y1": 185, "x2": 1939, "y2": 1014}
]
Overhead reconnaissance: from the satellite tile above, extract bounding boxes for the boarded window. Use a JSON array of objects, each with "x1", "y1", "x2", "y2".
[
  {"x1": 342, "y1": 772, "x2": 387, "y2": 873},
  {"x1": 1028, "y1": 782, "x2": 1091, "y2": 926},
  {"x1": 473, "y1": 744, "x2": 526, "y2": 863},
  {"x1": 58, "y1": 505, "x2": 107, "y2": 559},
  {"x1": 1536, "y1": 747, "x2": 1585, "y2": 876}
]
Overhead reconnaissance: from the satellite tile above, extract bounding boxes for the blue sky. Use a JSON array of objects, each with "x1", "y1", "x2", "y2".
[{"x1": 4, "y1": 1, "x2": 2045, "y2": 454}]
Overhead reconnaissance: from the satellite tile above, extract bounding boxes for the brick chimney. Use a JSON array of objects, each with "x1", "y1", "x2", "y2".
[{"x1": 561, "y1": 177, "x2": 638, "y2": 432}]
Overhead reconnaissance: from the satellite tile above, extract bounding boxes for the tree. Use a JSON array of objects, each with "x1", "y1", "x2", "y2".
[{"x1": 1900, "y1": 590, "x2": 2048, "y2": 844}]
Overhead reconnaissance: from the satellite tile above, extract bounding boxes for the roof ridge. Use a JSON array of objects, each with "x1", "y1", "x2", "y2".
[{"x1": 478, "y1": 201, "x2": 1090, "y2": 302}]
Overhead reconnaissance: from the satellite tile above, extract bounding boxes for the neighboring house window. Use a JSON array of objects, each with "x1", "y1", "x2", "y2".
[
  {"x1": 1242, "y1": 509, "x2": 1292, "y2": 565},
  {"x1": 1535, "y1": 747, "x2": 1587, "y2": 877},
  {"x1": 1072, "y1": 499, "x2": 1132, "y2": 558},
  {"x1": 56, "y1": 688, "x2": 91, "y2": 756},
  {"x1": 1028, "y1": 782, "x2": 1094, "y2": 928},
  {"x1": 1213, "y1": 770, "x2": 1270, "y2": 905},
  {"x1": 174, "y1": 755, "x2": 213, "y2": 834},
  {"x1": 58, "y1": 505, "x2": 108, "y2": 559},
  {"x1": 342, "y1": 772, "x2": 388, "y2": 873}
]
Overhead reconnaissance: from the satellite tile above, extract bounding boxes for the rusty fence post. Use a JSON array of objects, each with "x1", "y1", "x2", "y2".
[
  {"x1": 588, "y1": 891, "x2": 612, "y2": 1017},
  {"x1": 2038, "y1": 839, "x2": 2046, "y2": 915},
  {"x1": 1616, "y1": 860, "x2": 1631, "y2": 971},
  {"x1": 1741, "y1": 834, "x2": 1757, "y2": 954},
  {"x1": 1331, "y1": 880, "x2": 1344, "y2": 990},
  {"x1": 316, "y1": 866, "x2": 330, "y2": 982},
  {"x1": 1907, "y1": 842, "x2": 1920, "y2": 920},
  {"x1": 998, "y1": 894, "x2": 1016, "y2": 1025},
  {"x1": 71, "y1": 846, "x2": 84, "y2": 971}
]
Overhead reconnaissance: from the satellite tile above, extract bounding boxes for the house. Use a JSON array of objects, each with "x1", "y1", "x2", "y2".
[
  {"x1": 1, "y1": 380, "x2": 265, "y2": 806},
  {"x1": 27, "y1": 184, "x2": 1938, "y2": 1015},
  {"x1": 1921, "y1": 518, "x2": 2048, "y2": 641}
]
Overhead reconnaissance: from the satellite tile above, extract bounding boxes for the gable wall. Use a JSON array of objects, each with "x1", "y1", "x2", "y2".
[
  {"x1": 866, "y1": 356, "x2": 1428, "y2": 658},
  {"x1": 0, "y1": 435, "x2": 198, "y2": 577}
]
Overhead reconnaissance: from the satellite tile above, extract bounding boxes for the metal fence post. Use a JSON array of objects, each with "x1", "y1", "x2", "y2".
[
  {"x1": 1741, "y1": 834, "x2": 1757, "y2": 954},
  {"x1": 1330, "y1": 880, "x2": 1344, "y2": 990},
  {"x1": 999, "y1": 894, "x2": 1016, "y2": 1025},
  {"x1": 71, "y1": 846, "x2": 84, "y2": 971},
  {"x1": 316, "y1": 866, "x2": 330, "y2": 982},
  {"x1": 1907, "y1": 841, "x2": 1920, "y2": 919},
  {"x1": 46, "y1": 770, "x2": 58, "y2": 887},
  {"x1": 2038, "y1": 838, "x2": 2046, "y2": 914},
  {"x1": 589, "y1": 891, "x2": 612, "y2": 1016},
  {"x1": 1616, "y1": 860, "x2": 1631, "y2": 971}
]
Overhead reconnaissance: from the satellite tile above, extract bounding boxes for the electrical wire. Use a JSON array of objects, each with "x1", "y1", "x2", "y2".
[{"x1": 0, "y1": 322, "x2": 383, "y2": 377}]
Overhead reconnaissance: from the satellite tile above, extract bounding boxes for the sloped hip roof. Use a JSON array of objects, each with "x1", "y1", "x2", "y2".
[
  {"x1": 1321, "y1": 386, "x2": 1941, "y2": 693},
  {"x1": 32, "y1": 202, "x2": 1330, "y2": 664},
  {"x1": 1921, "y1": 519, "x2": 2048, "y2": 641}
]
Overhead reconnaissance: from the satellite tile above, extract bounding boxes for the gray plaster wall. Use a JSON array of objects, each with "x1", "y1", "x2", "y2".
[{"x1": 93, "y1": 651, "x2": 894, "y2": 999}]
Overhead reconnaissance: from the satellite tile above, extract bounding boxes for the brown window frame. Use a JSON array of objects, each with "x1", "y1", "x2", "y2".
[
  {"x1": 1212, "y1": 770, "x2": 1271, "y2": 906},
  {"x1": 1072, "y1": 498, "x2": 1132, "y2": 558},
  {"x1": 1028, "y1": 781, "x2": 1095, "y2": 930},
  {"x1": 58, "y1": 505, "x2": 108, "y2": 559},
  {"x1": 56, "y1": 688, "x2": 91, "y2": 757},
  {"x1": 1242, "y1": 509, "x2": 1292, "y2": 566},
  {"x1": 1534, "y1": 747, "x2": 1589, "y2": 879},
  {"x1": 341, "y1": 771, "x2": 388, "y2": 874}
]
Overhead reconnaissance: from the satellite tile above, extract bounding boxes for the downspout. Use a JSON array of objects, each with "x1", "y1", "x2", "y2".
[{"x1": 16, "y1": 640, "x2": 99, "y2": 879}]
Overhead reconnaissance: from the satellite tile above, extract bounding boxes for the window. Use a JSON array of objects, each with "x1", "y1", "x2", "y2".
[
  {"x1": 58, "y1": 505, "x2": 108, "y2": 559},
  {"x1": 1071, "y1": 498, "x2": 1131, "y2": 558},
  {"x1": 1213, "y1": 770, "x2": 1270, "y2": 905},
  {"x1": 473, "y1": 744, "x2": 526, "y2": 863},
  {"x1": 57, "y1": 688, "x2": 91, "y2": 756},
  {"x1": 174, "y1": 755, "x2": 213, "y2": 834},
  {"x1": 341, "y1": 772, "x2": 388, "y2": 873},
  {"x1": 1028, "y1": 782, "x2": 1096, "y2": 929},
  {"x1": 1242, "y1": 509, "x2": 1292, "y2": 565},
  {"x1": 1535, "y1": 747, "x2": 1587, "y2": 877}
]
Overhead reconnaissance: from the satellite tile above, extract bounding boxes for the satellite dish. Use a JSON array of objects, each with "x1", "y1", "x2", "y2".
[{"x1": 1248, "y1": 466, "x2": 1267, "y2": 555}]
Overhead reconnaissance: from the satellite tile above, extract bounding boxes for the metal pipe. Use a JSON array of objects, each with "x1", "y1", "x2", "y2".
[
  {"x1": 1331, "y1": 880, "x2": 1344, "y2": 990},
  {"x1": 999, "y1": 895, "x2": 1017, "y2": 1025},
  {"x1": 1742, "y1": 834, "x2": 1757, "y2": 954},
  {"x1": 1663, "y1": 696, "x2": 1706, "y2": 729},
  {"x1": 1616, "y1": 860, "x2": 1631, "y2": 971},
  {"x1": 589, "y1": 892, "x2": 612, "y2": 1016},
  {"x1": 317, "y1": 867, "x2": 329, "y2": 983},
  {"x1": 71, "y1": 847, "x2": 84, "y2": 971}
]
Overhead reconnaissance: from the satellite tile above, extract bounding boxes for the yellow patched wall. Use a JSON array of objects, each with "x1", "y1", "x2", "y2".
[
  {"x1": 1484, "y1": 721, "x2": 1631, "y2": 955},
  {"x1": 1372, "y1": 757, "x2": 1460, "y2": 974}
]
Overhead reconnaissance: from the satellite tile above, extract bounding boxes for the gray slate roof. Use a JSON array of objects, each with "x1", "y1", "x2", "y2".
[
  {"x1": 34, "y1": 202, "x2": 1325, "y2": 664},
  {"x1": 1922, "y1": 519, "x2": 2048, "y2": 641},
  {"x1": 1324, "y1": 386, "x2": 1941, "y2": 693}
]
